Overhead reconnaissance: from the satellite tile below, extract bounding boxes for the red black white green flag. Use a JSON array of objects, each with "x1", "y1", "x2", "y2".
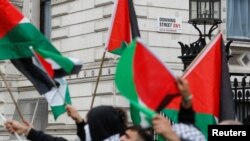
[
  {"x1": 0, "y1": 0, "x2": 82, "y2": 76},
  {"x1": 115, "y1": 33, "x2": 235, "y2": 138},
  {"x1": 163, "y1": 33, "x2": 235, "y2": 137},
  {"x1": 115, "y1": 38, "x2": 179, "y2": 126},
  {"x1": 0, "y1": 0, "x2": 79, "y2": 119},
  {"x1": 106, "y1": 0, "x2": 140, "y2": 55}
]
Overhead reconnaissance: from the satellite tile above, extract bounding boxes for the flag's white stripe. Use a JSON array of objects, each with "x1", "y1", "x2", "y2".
[
  {"x1": 32, "y1": 57, "x2": 45, "y2": 71},
  {"x1": 69, "y1": 57, "x2": 82, "y2": 65},
  {"x1": 33, "y1": 55, "x2": 82, "y2": 70},
  {"x1": 45, "y1": 59, "x2": 61, "y2": 70},
  {"x1": 45, "y1": 78, "x2": 67, "y2": 106},
  {"x1": 138, "y1": 99, "x2": 151, "y2": 127},
  {"x1": 46, "y1": 58, "x2": 82, "y2": 70},
  {"x1": 19, "y1": 17, "x2": 30, "y2": 24}
]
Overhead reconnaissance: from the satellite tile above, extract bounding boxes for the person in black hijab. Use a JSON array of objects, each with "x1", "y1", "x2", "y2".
[{"x1": 67, "y1": 105, "x2": 127, "y2": 141}]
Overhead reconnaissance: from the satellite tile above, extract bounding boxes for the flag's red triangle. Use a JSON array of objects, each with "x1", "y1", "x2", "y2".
[
  {"x1": 106, "y1": 0, "x2": 131, "y2": 53},
  {"x1": 133, "y1": 40, "x2": 179, "y2": 111},
  {"x1": 0, "y1": 0, "x2": 24, "y2": 38},
  {"x1": 167, "y1": 33, "x2": 223, "y2": 118},
  {"x1": 35, "y1": 52, "x2": 55, "y2": 78}
]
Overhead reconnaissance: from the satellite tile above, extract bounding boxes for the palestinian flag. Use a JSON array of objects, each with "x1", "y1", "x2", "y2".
[
  {"x1": 106, "y1": 0, "x2": 140, "y2": 55},
  {"x1": 32, "y1": 48, "x2": 82, "y2": 78},
  {"x1": 11, "y1": 57, "x2": 72, "y2": 119},
  {"x1": 44, "y1": 78, "x2": 72, "y2": 119},
  {"x1": 0, "y1": 0, "x2": 78, "y2": 119},
  {"x1": 0, "y1": 0, "x2": 82, "y2": 76},
  {"x1": 115, "y1": 39, "x2": 179, "y2": 126},
  {"x1": 163, "y1": 33, "x2": 235, "y2": 138},
  {"x1": 107, "y1": 0, "x2": 143, "y2": 126}
]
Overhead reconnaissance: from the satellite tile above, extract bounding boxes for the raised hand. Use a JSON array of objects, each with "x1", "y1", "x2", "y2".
[
  {"x1": 5, "y1": 120, "x2": 29, "y2": 135},
  {"x1": 152, "y1": 115, "x2": 180, "y2": 141},
  {"x1": 66, "y1": 105, "x2": 84, "y2": 123},
  {"x1": 176, "y1": 78, "x2": 193, "y2": 108}
]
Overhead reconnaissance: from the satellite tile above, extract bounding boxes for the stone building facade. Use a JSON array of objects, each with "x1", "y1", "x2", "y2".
[{"x1": 0, "y1": 0, "x2": 250, "y2": 140}]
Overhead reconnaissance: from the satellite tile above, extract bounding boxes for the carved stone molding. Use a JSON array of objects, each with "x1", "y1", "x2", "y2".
[{"x1": 10, "y1": 0, "x2": 23, "y2": 9}]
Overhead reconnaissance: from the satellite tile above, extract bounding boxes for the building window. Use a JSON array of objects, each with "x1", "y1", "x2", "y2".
[
  {"x1": 10, "y1": 98, "x2": 48, "y2": 139},
  {"x1": 40, "y1": 0, "x2": 51, "y2": 39},
  {"x1": 227, "y1": 0, "x2": 250, "y2": 41},
  {"x1": 12, "y1": 98, "x2": 48, "y2": 130}
]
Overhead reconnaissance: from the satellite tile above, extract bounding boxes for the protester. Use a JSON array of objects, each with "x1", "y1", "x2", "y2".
[
  {"x1": 153, "y1": 78, "x2": 206, "y2": 141},
  {"x1": 67, "y1": 105, "x2": 127, "y2": 141},
  {"x1": 5, "y1": 78, "x2": 206, "y2": 141},
  {"x1": 120, "y1": 125, "x2": 153, "y2": 141},
  {"x1": 5, "y1": 105, "x2": 127, "y2": 141},
  {"x1": 5, "y1": 120, "x2": 68, "y2": 141},
  {"x1": 153, "y1": 115, "x2": 180, "y2": 141}
]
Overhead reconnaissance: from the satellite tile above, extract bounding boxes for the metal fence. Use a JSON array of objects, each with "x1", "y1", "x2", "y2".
[{"x1": 230, "y1": 73, "x2": 250, "y2": 124}]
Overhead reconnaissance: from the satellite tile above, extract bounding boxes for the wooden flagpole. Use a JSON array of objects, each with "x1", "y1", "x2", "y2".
[
  {"x1": 90, "y1": 51, "x2": 106, "y2": 109},
  {"x1": 0, "y1": 70, "x2": 25, "y2": 123},
  {"x1": 31, "y1": 98, "x2": 39, "y2": 125}
]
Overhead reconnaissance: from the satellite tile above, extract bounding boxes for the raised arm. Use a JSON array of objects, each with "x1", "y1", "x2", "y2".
[{"x1": 5, "y1": 120, "x2": 68, "y2": 141}]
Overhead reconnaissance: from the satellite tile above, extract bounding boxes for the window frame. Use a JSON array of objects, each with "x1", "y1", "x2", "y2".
[{"x1": 40, "y1": 0, "x2": 52, "y2": 39}]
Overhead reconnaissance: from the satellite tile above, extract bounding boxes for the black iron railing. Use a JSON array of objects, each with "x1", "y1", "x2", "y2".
[{"x1": 230, "y1": 73, "x2": 250, "y2": 124}]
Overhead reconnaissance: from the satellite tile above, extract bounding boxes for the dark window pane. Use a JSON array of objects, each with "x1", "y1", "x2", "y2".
[
  {"x1": 40, "y1": 0, "x2": 51, "y2": 39},
  {"x1": 227, "y1": 0, "x2": 250, "y2": 41}
]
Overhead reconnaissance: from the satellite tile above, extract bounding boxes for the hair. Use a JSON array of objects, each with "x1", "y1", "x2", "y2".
[
  {"x1": 114, "y1": 107, "x2": 128, "y2": 130},
  {"x1": 126, "y1": 125, "x2": 153, "y2": 141}
]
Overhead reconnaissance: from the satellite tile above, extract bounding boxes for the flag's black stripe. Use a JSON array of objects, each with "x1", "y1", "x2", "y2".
[
  {"x1": 53, "y1": 65, "x2": 82, "y2": 78},
  {"x1": 219, "y1": 40, "x2": 235, "y2": 121},
  {"x1": 128, "y1": 0, "x2": 141, "y2": 39},
  {"x1": 11, "y1": 58, "x2": 54, "y2": 94},
  {"x1": 156, "y1": 93, "x2": 180, "y2": 112}
]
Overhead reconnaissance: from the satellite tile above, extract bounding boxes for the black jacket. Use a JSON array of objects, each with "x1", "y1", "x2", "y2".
[
  {"x1": 26, "y1": 121, "x2": 85, "y2": 141},
  {"x1": 26, "y1": 106, "x2": 125, "y2": 141},
  {"x1": 178, "y1": 104, "x2": 195, "y2": 124},
  {"x1": 76, "y1": 121, "x2": 86, "y2": 141},
  {"x1": 27, "y1": 128, "x2": 68, "y2": 141}
]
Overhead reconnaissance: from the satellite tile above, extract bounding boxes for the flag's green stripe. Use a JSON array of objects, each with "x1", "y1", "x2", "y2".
[
  {"x1": 195, "y1": 113, "x2": 216, "y2": 139},
  {"x1": 161, "y1": 109, "x2": 179, "y2": 122},
  {"x1": 130, "y1": 100, "x2": 156, "y2": 120},
  {"x1": 65, "y1": 86, "x2": 72, "y2": 105},
  {"x1": 51, "y1": 105, "x2": 67, "y2": 120},
  {"x1": 110, "y1": 42, "x2": 127, "y2": 55},
  {"x1": 36, "y1": 48, "x2": 74, "y2": 74},
  {"x1": 115, "y1": 40, "x2": 142, "y2": 124},
  {"x1": 115, "y1": 40, "x2": 156, "y2": 124},
  {"x1": 51, "y1": 86, "x2": 72, "y2": 119},
  {"x1": 130, "y1": 103, "x2": 142, "y2": 125},
  {"x1": 162, "y1": 109, "x2": 216, "y2": 139},
  {"x1": 0, "y1": 23, "x2": 60, "y2": 60}
]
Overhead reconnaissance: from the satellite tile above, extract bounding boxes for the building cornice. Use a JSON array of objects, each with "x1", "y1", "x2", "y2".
[{"x1": 10, "y1": 0, "x2": 23, "y2": 9}]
